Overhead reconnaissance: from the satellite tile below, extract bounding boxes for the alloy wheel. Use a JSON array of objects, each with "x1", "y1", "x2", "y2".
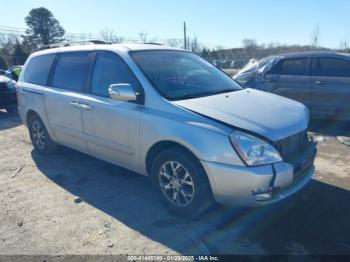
[
  {"x1": 31, "y1": 120, "x2": 46, "y2": 150},
  {"x1": 159, "y1": 161, "x2": 195, "y2": 207}
]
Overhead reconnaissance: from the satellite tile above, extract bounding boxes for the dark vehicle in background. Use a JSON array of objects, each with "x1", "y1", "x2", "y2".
[
  {"x1": 213, "y1": 59, "x2": 248, "y2": 70},
  {"x1": 234, "y1": 51, "x2": 350, "y2": 121},
  {"x1": 5, "y1": 65, "x2": 23, "y2": 82},
  {"x1": 0, "y1": 75, "x2": 18, "y2": 114}
]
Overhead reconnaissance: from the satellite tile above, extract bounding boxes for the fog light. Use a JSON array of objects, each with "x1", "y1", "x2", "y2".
[{"x1": 252, "y1": 188, "x2": 273, "y2": 201}]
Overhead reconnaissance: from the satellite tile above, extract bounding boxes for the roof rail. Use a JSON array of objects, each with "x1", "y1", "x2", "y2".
[
  {"x1": 143, "y1": 42, "x2": 163, "y2": 46},
  {"x1": 39, "y1": 40, "x2": 109, "y2": 50}
]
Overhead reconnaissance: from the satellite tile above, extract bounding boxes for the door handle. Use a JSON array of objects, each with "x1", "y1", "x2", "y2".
[
  {"x1": 70, "y1": 101, "x2": 93, "y2": 110},
  {"x1": 77, "y1": 103, "x2": 94, "y2": 111},
  {"x1": 69, "y1": 101, "x2": 80, "y2": 108},
  {"x1": 315, "y1": 81, "x2": 328, "y2": 85}
]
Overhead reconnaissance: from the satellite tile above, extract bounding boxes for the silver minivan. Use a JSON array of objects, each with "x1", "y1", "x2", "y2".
[{"x1": 17, "y1": 43, "x2": 316, "y2": 217}]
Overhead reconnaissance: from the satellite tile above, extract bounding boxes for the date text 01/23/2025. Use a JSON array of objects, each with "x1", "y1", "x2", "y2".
[{"x1": 127, "y1": 255, "x2": 219, "y2": 261}]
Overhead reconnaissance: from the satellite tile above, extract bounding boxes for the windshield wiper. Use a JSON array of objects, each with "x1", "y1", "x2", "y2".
[
  {"x1": 170, "y1": 94, "x2": 201, "y2": 100},
  {"x1": 208, "y1": 89, "x2": 237, "y2": 96},
  {"x1": 171, "y1": 89, "x2": 238, "y2": 101}
]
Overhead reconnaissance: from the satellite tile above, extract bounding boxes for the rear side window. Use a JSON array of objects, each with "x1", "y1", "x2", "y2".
[
  {"x1": 52, "y1": 52, "x2": 90, "y2": 91},
  {"x1": 22, "y1": 54, "x2": 56, "y2": 85},
  {"x1": 91, "y1": 52, "x2": 139, "y2": 97},
  {"x1": 311, "y1": 57, "x2": 350, "y2": 77},
  {"x1": 268, "y1": 58, "x2": 308, "y2": 76}
]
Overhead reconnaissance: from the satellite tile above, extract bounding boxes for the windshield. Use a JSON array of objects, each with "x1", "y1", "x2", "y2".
[
  {"x1": 238, "y1": 56, "x2": 275, "y2": 74},
  {"x1": 131, "y1": 50, "x2": 242, "y2": 100}
]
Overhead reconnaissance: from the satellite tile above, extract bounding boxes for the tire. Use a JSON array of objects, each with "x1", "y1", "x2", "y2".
[
  {"x1": 28, "y1": 114, "x2": 58, "y2": 154},
  {"x1": 151, "y1": 147, "x2": 213, "y2": 217},
  {"x1": 6, "y1": 107, "x2": 18, "y2": 114}
]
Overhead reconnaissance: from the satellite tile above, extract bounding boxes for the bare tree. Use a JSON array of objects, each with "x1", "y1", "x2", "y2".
[
  {"x1": 100, "y1": 29, "x2": 123, "y2": 43},
  {"x1": 311, "y1": 23, "x2": 320, "y2": 49},
  {"x1": 165, "y1": 38, "x2": 180, "y2": 47},
  {"x1": 339, "y1": 38, "x2": 349, "y2": 51},
  {"x1": 190, "y1": 36, "x2": 201, "y2": 53},
  {"x1": 139, "y1": 32, "x2": 148, "y2": 43},
  {"x1": 0, "y1": 35, "x2": 17, "y2": 56},
  {"x1": 242, "y1": 38, "x2": 259, "y2": 58}
]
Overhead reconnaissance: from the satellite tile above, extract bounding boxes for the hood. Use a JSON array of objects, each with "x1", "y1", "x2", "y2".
[
  {"x1": 173, "y1": 88, "x2": 309, "y2": 141},
  {"x1": 0, "y1": 75, "x2": 12, "y2": 84}
]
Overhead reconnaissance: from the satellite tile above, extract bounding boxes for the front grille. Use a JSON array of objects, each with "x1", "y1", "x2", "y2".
[
  {"x1": 275, "y1": 130, "x2": 308, "y2": 161},
  {"x1": 275, "y1": 130, "x2": 316, "y2": 176}
]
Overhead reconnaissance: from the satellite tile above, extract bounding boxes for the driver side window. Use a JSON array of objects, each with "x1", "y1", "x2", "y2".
[
  {"x1": 267, "y1": 58, "x2": 308, "y2": 76},
  {"x1": 91, "y1": 52, "x2": 138, "y2": 97}
]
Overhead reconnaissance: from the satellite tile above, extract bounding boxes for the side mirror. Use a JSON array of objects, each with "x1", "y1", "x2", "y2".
[{"x1": 108, "y1": 83, "x2": 137, "y2": 102}]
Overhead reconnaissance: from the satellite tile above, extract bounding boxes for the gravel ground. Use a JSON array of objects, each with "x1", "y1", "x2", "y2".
[{"x1": 0, "y1": 110, "x2": 350, "y2": 256}]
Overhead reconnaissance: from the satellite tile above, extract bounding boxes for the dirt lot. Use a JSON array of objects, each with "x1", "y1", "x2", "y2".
[{"x1": 1, "y1": 110, "x2": 350, "y2": 255}]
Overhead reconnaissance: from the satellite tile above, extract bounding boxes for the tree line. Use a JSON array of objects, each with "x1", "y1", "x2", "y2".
[{"x1": 1, "y1": 7, "x2": 349, "y2": 70}]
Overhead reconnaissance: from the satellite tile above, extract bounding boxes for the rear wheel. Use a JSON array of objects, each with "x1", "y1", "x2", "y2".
[
  {"x1": 151, "y1": 147, "x2": 213, "y2": 217},
  {"x1": 28, "y1": 114, "x2": 58, "y2": 154}
]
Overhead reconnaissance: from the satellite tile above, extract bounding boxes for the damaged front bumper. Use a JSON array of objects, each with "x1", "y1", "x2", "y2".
[{"x1": 201, "y1": 144, "x2": 316, "y2": 207}]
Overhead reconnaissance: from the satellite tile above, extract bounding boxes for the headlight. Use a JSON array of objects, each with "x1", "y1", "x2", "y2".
[
  {"x1": 230, "y1": 131, "x2": 282, "y2": 166},
  {"x1": 7, "y1": 81, "x2": 16, "y2": 89}
]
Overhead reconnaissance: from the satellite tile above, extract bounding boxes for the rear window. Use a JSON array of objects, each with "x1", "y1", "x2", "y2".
[
  {"x1": 22, "y1": 54, "x2": 56, "y2": 85},
  {"x1": 268, "y1": 58, "x2": 308, "y2": 76},
  {"x1": 311, "y1": 57, "x2": 350, "y2": 78},
  {"x1": 52, "y1": 52, "x2": 90, "y2": 91}
]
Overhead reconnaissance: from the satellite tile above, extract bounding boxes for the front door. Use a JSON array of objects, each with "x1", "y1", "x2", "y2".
[
  {"x1": 310, "y1": 56, "x2": 350, "y2": 120},
  {"x1": 80, "y1": 52, "x2": 142, "y2": 170},
  {"x1": 264, "y1": 57, "x2": 313, "y2": 110}
]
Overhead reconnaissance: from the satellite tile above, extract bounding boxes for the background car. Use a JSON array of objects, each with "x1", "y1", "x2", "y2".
[
  {"x1": 0, "y1": 74, "x2": 18, "y2": 114},
  {"x1": 5, "y1": 65, "x2": 23, "y2": 82},
  {"x1": 234, "y1": 51, "x2": 350, "y2": 121}
]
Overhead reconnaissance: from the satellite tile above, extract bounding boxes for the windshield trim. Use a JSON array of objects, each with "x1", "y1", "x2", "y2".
[{"x1": 129, "y1": 50, "x2": 243, "y2": 101}]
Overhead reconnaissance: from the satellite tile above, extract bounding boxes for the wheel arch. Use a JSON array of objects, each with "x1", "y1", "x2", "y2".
[
  {"x1": 25, "y1": 109, "x2": 57, "y2": 142},
  {"x1": 145, "y1": 140, "x2": 203, "y2": 176},
  {"x1": 26, "y1": 109, "x2": 40, "y2": 125}
]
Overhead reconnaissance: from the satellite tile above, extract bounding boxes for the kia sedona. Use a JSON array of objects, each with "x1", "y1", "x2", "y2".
[{"x1": 17, "y1": 43, "x2": 317, "y2": 217}]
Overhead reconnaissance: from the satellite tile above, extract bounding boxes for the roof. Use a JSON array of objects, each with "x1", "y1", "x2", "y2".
[{"x1": 275, "y1": 51, "x2": 350, "y2": 59}]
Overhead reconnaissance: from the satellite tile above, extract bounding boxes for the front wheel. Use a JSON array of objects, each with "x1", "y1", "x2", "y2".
[{"x1": 151, "y1": 147, "x2": 213, "y2": 217}]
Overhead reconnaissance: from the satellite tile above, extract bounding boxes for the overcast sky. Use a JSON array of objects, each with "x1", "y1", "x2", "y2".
[{"x1": 0, "y1": 0, "x2": 349, "y2": 48}]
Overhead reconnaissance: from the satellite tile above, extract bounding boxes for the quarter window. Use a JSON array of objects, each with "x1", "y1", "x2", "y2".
[
  {"x1": 311, "y1": 57, "x2": 350, "y2": 77},
  {"x1": 22, "y1": 54, "x2": 56, "y2": 85},
  {"x1": 52, "y1": 52, "x2": 90, "y2": 91},
  {"x1": 268, "y1": 58, "x2": 308, "y2": 76},
  {"x1": 91, "y1": 52, "x2": 139, "y2": 97}
]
